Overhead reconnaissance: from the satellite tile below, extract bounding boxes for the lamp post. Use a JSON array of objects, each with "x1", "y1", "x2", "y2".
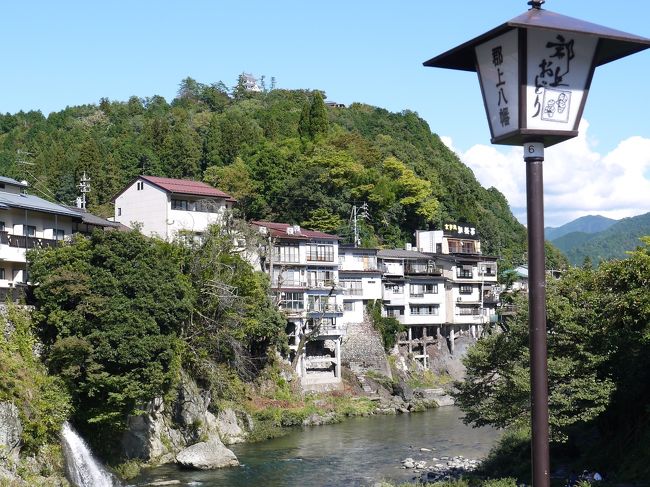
[{"x1": 424, "y1": 2, "x2": 650, "y2": 486}]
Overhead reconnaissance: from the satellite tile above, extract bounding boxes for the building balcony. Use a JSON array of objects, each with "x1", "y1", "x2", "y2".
[
  {"x1": 306, "y1": 279, "x2": 337, "y2": 289},
  {"x1": 306, "y1": 304, "x2": 344, "y2": 314},
  {"x1": 404, "y1": 263, "x2": 442, "y2": 276},
  {"x1": 342, "y1": 288, "x2": 363, "y2": 296},
  {"x1": 0, "y1": 231, "x2": 60, "y2": 250}
]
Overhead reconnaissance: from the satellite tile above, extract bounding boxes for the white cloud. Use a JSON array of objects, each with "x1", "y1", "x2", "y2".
[{"x1": 444, "y1": 120, "x2": 650, "y2": 227}]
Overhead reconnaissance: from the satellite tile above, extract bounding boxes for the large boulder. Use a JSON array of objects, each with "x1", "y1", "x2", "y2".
[
  {"x1": 0, "y1": 402, "x2": 22, "y2": 459},
  {"x1": 216, "y1": 409, "x2": 249, "y2": 445},
  {"x1": 176, "y1": 438, "x2": 239, "y2": 470}
]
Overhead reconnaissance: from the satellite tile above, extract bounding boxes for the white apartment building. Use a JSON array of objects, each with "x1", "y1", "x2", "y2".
[
  {"x1": 0, "y1": 176, "x2": 81, "y2": 299},
  {"x1": 113, "y1": 176, "x2": 235, "y2": 241},
  {"x1": 251, "y1": 221, "x2": 344, "y2": 388},
  {"x1": 337, "y1": 245, "x2": 383, "y2": 325}
]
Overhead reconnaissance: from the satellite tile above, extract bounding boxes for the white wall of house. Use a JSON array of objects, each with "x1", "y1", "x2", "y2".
[{"x1": 115, "y1": 180, "x2": 168, "y2": 238}]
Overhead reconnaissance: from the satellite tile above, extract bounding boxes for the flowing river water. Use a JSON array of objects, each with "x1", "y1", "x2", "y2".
[{"x1": 132, "y1": 407, "x2": 500, "y2": 487}]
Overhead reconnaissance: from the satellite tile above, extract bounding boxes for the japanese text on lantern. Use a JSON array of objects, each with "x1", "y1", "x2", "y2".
[
  {"x1": 531, "y1": 34, "x2": 575, "y2": 123},
  {"x1": 492, "y1": 45, "x2": 510, "y2": 127}
]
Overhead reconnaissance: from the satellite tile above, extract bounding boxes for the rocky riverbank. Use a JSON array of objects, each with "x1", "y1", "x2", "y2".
[{"x1": 401, "y1": 454, "x2": 481, "y2": 483}]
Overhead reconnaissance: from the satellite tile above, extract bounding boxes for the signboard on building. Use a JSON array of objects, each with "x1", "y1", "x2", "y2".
[{"x1": 443, "y1": 223, "x2": 478, "y2": 239}]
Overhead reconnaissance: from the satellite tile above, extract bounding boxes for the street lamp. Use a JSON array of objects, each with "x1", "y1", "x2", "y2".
[{"x1": 424, "y1": 2, "x2": 650, "y2": 486}]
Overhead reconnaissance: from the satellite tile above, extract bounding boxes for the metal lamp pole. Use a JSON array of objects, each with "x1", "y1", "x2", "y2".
[{"x1": 525, "y1": 141, "x2": 549, "y2": 486}]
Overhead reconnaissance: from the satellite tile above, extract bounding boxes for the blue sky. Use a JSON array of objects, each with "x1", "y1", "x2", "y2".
[{"x1": 3, "y1": 1, "x2": 649, "y2": 226}]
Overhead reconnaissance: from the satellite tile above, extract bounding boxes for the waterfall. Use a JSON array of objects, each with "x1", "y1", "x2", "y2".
[{"x1": 61, "y1": 422, "x2": 119, "y2": 487}]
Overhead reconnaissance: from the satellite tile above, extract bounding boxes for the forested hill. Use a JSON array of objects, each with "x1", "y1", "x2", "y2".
[{"x1": 0, "y1": 76, "x2": 535, "y2": 268}]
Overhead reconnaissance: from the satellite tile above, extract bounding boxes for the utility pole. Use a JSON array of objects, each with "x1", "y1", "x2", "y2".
[
  {"x1": 350, "y1": 202, "x2": 369, "y2": 247},
  {"x1": 77, "y1": 172, "x2": 91, "y2": 210}
]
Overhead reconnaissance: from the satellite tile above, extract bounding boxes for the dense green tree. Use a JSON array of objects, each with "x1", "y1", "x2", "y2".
[
  {"x1": 28, "y1": 231, "x2": 194, "y2": 440},
  {"x1": 455, "y1": 238, "x2": 650, "y2": 478},
  {"x1": 309, "y1": 91, "x2": 328, "y2": 138}
]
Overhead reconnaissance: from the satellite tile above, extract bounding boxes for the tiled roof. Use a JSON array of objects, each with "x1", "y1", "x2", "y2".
[
  {"x1": 140, "y1": 176, "x2": 233, "y2": 199},
  {"x1": 251, "y1": 221, "x2": 339, "y2": 240}
]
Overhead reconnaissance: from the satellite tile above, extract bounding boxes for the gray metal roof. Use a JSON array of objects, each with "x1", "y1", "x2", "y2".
[
  {"x1": 377, "y1": 249, "x2": 433, "y2": 260},
  {"x1": 64, "y1": 206, "x2": 122, "y2": 227},
  {"x1": 0, "y1": 192, "x2": 81, "y2": 218},
  {"x1": 0, "y1": 176, "x2": 28, "y2": 188}
]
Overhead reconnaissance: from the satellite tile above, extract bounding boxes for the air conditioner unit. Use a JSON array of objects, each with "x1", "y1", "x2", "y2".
[
  {"x1": 259, "y1": 226, "x2": 268, "y2": 235},
  {"x1": 457, "y1": 297, "x2": 462, "y2": 302},
  {"x1": 286, "y1": 227, "x2": 294, "y2": 235}
]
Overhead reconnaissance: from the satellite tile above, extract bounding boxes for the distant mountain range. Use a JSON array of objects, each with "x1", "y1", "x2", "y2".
[
  {"x1": 546, "y1": 213, "x2": 650, "y2": 265},
  {"x1": 545, "y1": 215, "x2": 617, "y2": 241}
]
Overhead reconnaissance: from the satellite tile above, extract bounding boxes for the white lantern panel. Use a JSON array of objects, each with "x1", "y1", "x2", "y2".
[
  {"x1": 475, "y1": 30, "x2": 519, "y2": 139},
  {"x1": 525, "y1": 29, "x2": 597, "y2": 131}
]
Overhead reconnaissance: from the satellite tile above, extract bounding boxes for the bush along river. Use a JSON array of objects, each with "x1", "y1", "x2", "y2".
[{"x1": 131, "y1": 406, "x2": 500, "y2": 487}]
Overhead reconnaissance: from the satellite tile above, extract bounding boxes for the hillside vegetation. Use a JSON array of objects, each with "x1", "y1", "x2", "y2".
[
  {"x1": 545, "y1": 214, "x2": 616, "y2": 241},
  {"x1": 554, "y1": 212, "x2": 650, "y2": 265},
  {"x1": 0, "y1": 76, "x2": 541, "y2": 269}
]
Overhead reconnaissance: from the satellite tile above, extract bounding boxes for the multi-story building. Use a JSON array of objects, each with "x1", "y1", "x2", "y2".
[
  {"x1": 0, "y1": 177, "x2": 81, "y2": 299},
  {"x1": 337, "y1": 245, "x2": 382, "y2": 325},
  {"x1": 377, "y1": 248, "x2": 446, "y2": 366},
  {"x1": 251, "y1": 221, "x2": 344, "y2": 388},
  {"x1": 113, "y1": 176, "x2": 235, "y2": 241}
]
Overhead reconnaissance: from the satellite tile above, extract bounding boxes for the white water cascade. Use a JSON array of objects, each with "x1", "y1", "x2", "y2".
[{"x1": 61, "y1": 422, "x2": 119, "y2": 487}]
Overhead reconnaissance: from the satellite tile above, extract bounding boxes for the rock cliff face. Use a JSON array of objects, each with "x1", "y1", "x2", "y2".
[
  {"x1": 121, "y1": 373, "x2": 251, "y2": 469},
  {"x1": 0, "y1": 402, "x2": 22, "y2": 460}
]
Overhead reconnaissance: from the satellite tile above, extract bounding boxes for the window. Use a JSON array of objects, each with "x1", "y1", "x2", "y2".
[
  {"x1": 340, "y1": 279, "x2": 362, "y2": 295},
  {"x1": 279, "y1": 292, "x2": 304, "y2": 311},
  {"x1": 459, "y1": 284, "x2": 473, "y2": 294},
  {"x1": 409, "y1": 283, "x2": 438, "y2": 296},
  {"x1": 117, "y1": 208, "x2": 122, "y2": 216},
  {"x1": 0, "y1": 268, "x2": 4, "y2": 279},
  {"x1": 307, "y1": 244, "x2": 334, "y2": 262},
  {"x1": 0, "y1": 221, "x2": 4, "y2": 231},
  {"x1": 307, "y1": 269, "x2": 335, "y2": 287},
  {"x1": 410, "y1": 305, "x2": 439, "y2": 316},
  {"x1": 275, "y1": 268, "x2": 301, "y2": 287},
  {"x1": 23, "y1": 225, "x2": 36, "y2": 237},
  {"x1": 54, "y1": 229, "x2": 65, "y2": 240},
  {"x1": 344, "y1": 301, "x2": 355, "y2": 312},
  {"x1": 386, "y1": 307, "x2": 404, "y2": 317},
  {"x1": 456, "y1": 266, "x2": 473, "y2": 279},
  {"x1": 457, "y1": 306, "x2": 480, "y2": 316},
  {"x1": 307, "y1": 295, "x2": 337, "y2": 312},
  {"x1": 171, "y1": 199, "x2": 189, "y2": 210},
  {"x1": 136, "y1": 181, "x2": 144, "y2": 190},
  {"x1": 274, "y1": 244, "x2": 299, "y2": 263},
  {"x1": 482, "y1": 265, "x2": 496, "y2": 276}
]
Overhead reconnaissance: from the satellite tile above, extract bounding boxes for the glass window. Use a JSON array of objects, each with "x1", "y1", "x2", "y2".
[
  {"x1": 459, "y1": 284, "x2": 473, "y2": 294},
  {"x1": 340, "y1": 279, "x2": 362, "y2": 295},
  {"x1": 307, "y1": 244, "x2": 334, "y2": 262},
  {"x1": 274, "y1": 244, "x2": 299, "y2": 263},
  {"x1": 343, "y1": 301, "x2": 354, "y2": 312},
  {"x1": 279, "y1": 292, "x2": 304, "y2": 310},
  {"x1": 0, "y1": 268, "x2": 4, "y2": 279},
  {"x1": 409, "y1": 305, "x2": 439, "y2": 315},
  {"x1": 409, "y1": 283, "x2": 438, "y2": 296},
  {"x1": 0, "y1": 221, "x2": 5, "y2": 231},
  {"x1": 24, "y1": 225, "x2": 36, "y2": 237},
  {"x1": 171, "y1": 199, "x2": 189, "y2": 210}
]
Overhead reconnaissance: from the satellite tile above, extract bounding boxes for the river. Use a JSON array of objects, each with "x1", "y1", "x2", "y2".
[{"x1": 132, "y1": 407, "x2": 500, "y2": 487}]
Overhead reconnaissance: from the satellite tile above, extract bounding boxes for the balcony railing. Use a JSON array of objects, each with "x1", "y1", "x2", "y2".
[
  {"x1": 0, "y1": 231, "x2": 60, "y2": 249},
  {"x1": 342, "y1": 288, "x2": 363, "y2": 296},
  {"x1": 306, "y1": 279, "x2": 336, "y2": 289},
  {"x1": 405, "y1": 262, "x2": 442, "y2": 275},
  {"x1": 307, "y1": 304, "x2": 344, "y2": 314}
]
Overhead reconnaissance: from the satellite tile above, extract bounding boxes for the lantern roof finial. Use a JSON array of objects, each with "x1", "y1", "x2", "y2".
[{"x1": 527, "y1": 0, "x2": 545, "y2": 9}]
